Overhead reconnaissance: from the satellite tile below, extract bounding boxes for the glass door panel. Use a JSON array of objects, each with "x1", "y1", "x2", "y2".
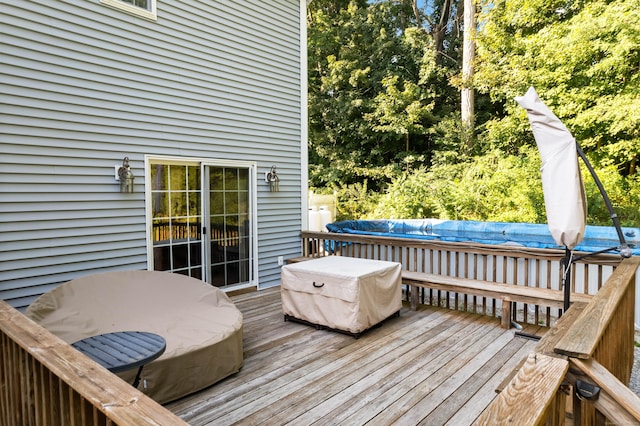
[
  {"x1": 205, "y1": 165, "x2": 252, "y2": 288},
  {"x1": 151, "y1": 163, "x2": 203, "y2": 279}
]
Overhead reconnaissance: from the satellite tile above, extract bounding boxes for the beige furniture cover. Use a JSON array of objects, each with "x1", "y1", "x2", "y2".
[
  {"x1": 25, "y1": 270, "x2": 243, "y2": 404},
  {"x1": 281, "y1": 256, "x2": 402, "y2": 334},
  {"x1": 515, "y1": 86, "x2": 586, "y2": 249}
]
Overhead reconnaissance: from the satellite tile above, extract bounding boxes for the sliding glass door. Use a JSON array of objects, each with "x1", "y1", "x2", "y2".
[{"x1": 148, "y1": 158, "x2": 255, "y2": 289}]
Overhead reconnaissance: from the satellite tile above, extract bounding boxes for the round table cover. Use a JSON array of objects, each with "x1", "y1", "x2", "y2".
[{"x1": 26, "y1": 270, "x2": 243, "y2": 404}]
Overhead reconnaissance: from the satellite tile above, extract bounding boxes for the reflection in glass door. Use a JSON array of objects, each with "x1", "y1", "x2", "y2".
[
  {"x1": 151, "y1": 163, "x2": 203, "y2": 279},
  {"x1": 205, "y1": 166, "x2": 251, "y2": 287},
  {"x1": 149, "y1": 159, "x2": 254, "y2": 289}
]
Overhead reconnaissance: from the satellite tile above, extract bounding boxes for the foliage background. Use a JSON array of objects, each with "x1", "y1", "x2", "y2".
[{"x1": 308, "y1": 0, "x2": 640, "y2": 227}]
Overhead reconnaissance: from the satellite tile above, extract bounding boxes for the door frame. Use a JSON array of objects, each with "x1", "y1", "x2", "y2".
[{"x1": 144, "y1": 154, "x2": 259, "y2": 291}]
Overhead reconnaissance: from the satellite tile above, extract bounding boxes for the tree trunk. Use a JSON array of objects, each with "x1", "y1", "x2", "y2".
[
  {"x1": 433, "y1": 0, "x2": 452, "y2": 55},
  {"x1": 461, "y1": 0, "x2": 475, "y2": 146},
  {"x1": 410, "y1": 0, "x2": 421, "y2": 27}
]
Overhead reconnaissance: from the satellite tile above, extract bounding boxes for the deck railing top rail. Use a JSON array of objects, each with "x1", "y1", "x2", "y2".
[
  {"x1": 301, "y1": 230, "x2": 624, "y2": 266},
  {"x1": 555, "y1": 256, "x2": 640, "y2": 359}
]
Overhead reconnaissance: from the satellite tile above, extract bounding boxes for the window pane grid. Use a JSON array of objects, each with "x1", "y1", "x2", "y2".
[
  {"x1": 152, "y1": 164, "x2": 202, "y2": 276},
  {"x1": 208, "y1": 167, "x2": 251, "y2": 288}
]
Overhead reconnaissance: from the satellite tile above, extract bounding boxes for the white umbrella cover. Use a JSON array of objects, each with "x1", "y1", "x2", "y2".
[{"x1": 515, "y1": 87, "x2": 586, "y2": 249}]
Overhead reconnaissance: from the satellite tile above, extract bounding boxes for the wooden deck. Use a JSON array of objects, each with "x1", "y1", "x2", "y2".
[{"x1": 165, "y1": 287, "x2": 542, "y2": 425}]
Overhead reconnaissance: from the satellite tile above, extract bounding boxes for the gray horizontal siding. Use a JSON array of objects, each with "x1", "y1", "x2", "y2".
[{"x1": 1, "y1": 0, "x2": 304, "y2": 308}]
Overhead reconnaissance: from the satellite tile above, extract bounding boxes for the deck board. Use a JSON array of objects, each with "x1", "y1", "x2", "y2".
[{"x1": 165, "y1": 287, "x2": 539, "y2": 425}]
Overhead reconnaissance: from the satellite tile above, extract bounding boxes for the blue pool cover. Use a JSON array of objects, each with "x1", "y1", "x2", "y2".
[{"x1": 326, "y1": 219, "x2": 640, "y2": 256}]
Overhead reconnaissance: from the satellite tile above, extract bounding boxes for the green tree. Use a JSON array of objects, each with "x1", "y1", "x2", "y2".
[
  {"x1": 432, "y1": 147, "x2": 546, "y2": 222},
  {"x1": 370, "y1": 147, "x2": 640, "y2": 225},
  {"x1": 307, "y1": 1, "x2": 447, "y2": 189},
  {"x1": 369, "y1": 147, "x2": 545, "y2": 222},
  {"x1": 474, "y1": 0, "x2": 640, "y2": 175},
  {"x1": 307, "y1": 0, "x2": 640, "y2": 226},
  {"x1": 370, "y1": 167, "x2": 439, "y2": 219},
  {"x1": 364, "y1": 27, "x2": 438, "y2": 155}
]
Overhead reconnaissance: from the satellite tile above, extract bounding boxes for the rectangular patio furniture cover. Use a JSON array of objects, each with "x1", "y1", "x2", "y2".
[{"x1": 281, "y1": 256, "x2": 402, "y2": 334}]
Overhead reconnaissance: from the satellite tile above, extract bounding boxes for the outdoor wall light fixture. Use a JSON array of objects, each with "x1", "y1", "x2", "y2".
[
  {"x1": 265, "y1": 165, "x2": 280, "y2": 192},
  {"x1": 117, "y1": 157, "x2": 135, "y2": 193}
]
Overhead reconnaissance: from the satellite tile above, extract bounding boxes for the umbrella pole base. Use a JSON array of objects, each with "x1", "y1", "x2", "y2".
[{"x1": 514, "y1": 331, "x2": 541, "y2": 341}]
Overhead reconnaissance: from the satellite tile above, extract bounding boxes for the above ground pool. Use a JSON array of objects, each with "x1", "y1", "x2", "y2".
[{"x1": 326, "y1": 219, "x2": 640, "y2": 256}]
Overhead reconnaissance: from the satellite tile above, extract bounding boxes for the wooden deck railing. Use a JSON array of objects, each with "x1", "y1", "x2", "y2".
[
  {"x1": 3, "y1": 231, "x2": 637, "y2": 425},
  {"x1": 300, "y1": 232, "x2": 640, "y2": 424},
  {"x1": 476, "y1": 256, "x2": 640, "y2": 425},
  {"x1": 0, "y1": 300, "x2": 187, "y2": 426},
  {"x1": 300, "y1": 231, "x2": 624, "y2": 326}
]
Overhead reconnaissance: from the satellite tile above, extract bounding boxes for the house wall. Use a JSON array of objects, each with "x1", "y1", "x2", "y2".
[{"x1": 0, "y1": 0, "x2": 305, "y2": 309}]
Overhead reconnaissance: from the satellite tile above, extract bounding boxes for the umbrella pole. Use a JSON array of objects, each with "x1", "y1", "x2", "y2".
[
  {"x1": 576, "y1": 145, "x2": 631, "y2": 256},
  {"x1": 562, "y1": 247, "x2": 572, "y2": 312}
]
